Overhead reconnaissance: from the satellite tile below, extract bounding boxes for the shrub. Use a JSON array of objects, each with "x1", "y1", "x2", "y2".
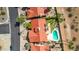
[
  {"x1": 66, "y1": 8, "x2": 72, "y2": 12},
  {"x1": 0, "y1": 46, "x2": 2, "y2": 50},
  {"x1": 46, "y1": 13, "x2": 64, "y2": 32},
  {"x1": 72, "y1": 37, "x2": 76, "y2": 41},
  {"x1": 2, "y1": 18, "x2": 4, "y2": 20},
  {"x1": 68, "y1": 41, "x2": 74, "y2": 50},
  {"x1": 64, "y1": 24, "x2": 67, "y2": 28},
  {"x1": 1, "y1": 11, "x2": 6, "y2": 15},
  {"x1": 47, "y1": 41, "x2": 51, "y2": 44},
  {"x1": 75, "y1": 16, "x2": 78, "y2": 19},
  {"x1": 68, "y1": 13, "x2": 73, "y2": 18},
  {"x1": 47, "y1": 7, "x2": 52, "y2": 11},
  {"x1": 71, "y1": 25, "x2": 75, "y2": 29},
  {"x1": 24, "y1": 43, "x2": 30, "y2": 50},
  {"x1": 50, "y1": 45, "x2": 55, "y2": 48},
  {"x1": 16, "y1": 15, "x2": 26, "y2": 24},
  {"x1": 16, "y1": 17, "x2": 25, "y2": 24},
  {"x1": 75, "y1": 45, "x2": 79, "y2": 51},
  {"x1": 23, "y1": 22, "x2": 32, "y2": 30},
  {"x1": 75, "y1": 28, "x2": 78, "y2": 32}
]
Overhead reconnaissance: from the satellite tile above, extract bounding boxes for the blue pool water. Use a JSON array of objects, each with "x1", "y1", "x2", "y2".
[{"x1": 52, "y1": 28, "x2": 60, "y2": 42}]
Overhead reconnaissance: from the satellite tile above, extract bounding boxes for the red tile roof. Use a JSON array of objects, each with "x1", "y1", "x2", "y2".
[
  {"x1": 31, "y1": 45, "x2": 49, "y2": 51},
  {"x1": 29, "y1": 19, "x2": 47, "y2": 42},
  {"x1": 27, "y1": 7, "x2": 45, "y2": 18}
]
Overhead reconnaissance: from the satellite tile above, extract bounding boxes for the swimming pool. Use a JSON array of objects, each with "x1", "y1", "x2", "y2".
[{"x1": 52, "y1": 28, "x2": 60, "y2": 42}]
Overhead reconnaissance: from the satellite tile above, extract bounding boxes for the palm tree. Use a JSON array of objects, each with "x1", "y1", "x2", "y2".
[
  {"x1": 16, "y1": 15, "x2": 26, "y2": 24},
  {"x1": 46, "y1": 12, "x2": 64, "y2": 32},
  {"x1": 23, "y1": 22, "x2": 32, "y2": 30}
]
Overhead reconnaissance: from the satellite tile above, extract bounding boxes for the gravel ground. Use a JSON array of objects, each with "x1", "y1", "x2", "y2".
[{"x1": 0, "y1": 34, "x2": 11, "y2": 51}]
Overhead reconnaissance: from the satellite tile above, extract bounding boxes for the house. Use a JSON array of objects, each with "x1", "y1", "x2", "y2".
[{"x1": 26, "y1": 7, "x2": 49, "y2": 51}]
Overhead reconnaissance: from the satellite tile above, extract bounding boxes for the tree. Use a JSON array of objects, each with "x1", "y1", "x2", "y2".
[
  {"x1": 23, "y1": 22, "x2": 32, "y2": 30},
  {"x1": 24, "y1": 43, "x2": 30, "y2": 50},
  {"x1": 16, "y1": 15, "x2": 26, "y2": 24},
  {"x1": 68, "y1": 41, "x2": 74, "y2": 50},
  {"x1": 46, "y1": 13, "x2": 64, "y2": 32}
]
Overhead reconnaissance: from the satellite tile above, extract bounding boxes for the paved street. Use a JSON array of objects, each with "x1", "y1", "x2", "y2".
[
  {"x1": 0, "y1": 24, "x2": 9, "y2": 34},
  {"x1": 9, "y1": 7, "x2": 20, "y2": 51}
]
